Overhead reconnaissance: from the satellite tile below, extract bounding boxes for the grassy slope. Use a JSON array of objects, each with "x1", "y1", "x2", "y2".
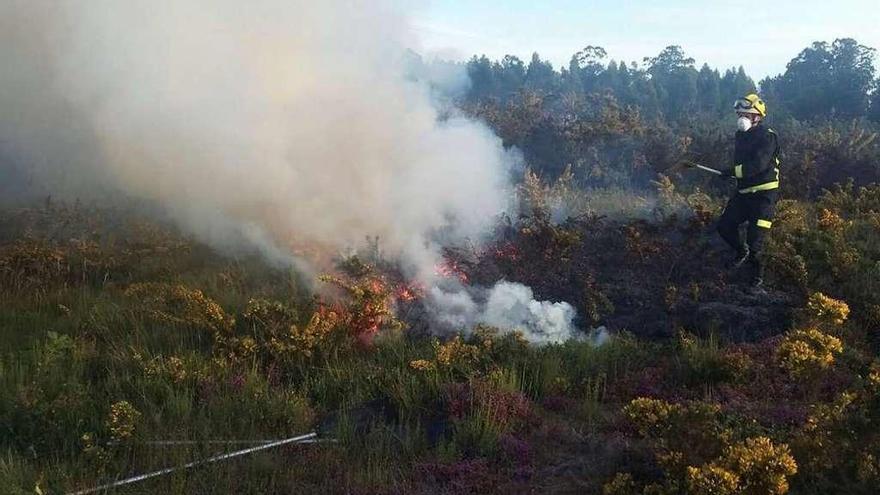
[{"x1": 1, "y1": 189, "x2": 878, "y2": 494}]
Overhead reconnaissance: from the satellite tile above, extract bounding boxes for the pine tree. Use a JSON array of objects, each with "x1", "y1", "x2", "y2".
[
  {"x1": 524, "y1": 52, "x2": 559, "y2": 93},
  {"x1": 697, "y1": 64, "x2": 721, "y2": 115}
]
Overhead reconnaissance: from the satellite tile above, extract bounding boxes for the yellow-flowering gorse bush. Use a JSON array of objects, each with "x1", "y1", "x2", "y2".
[
  {"x1": 218, "y1": 300, "x2": 340, "y2": 365},
  {"x1": 410, "y1": 336, "x2": 483, "y2": 375},
  {"x1": 408, "y1": 359, "x2": 435, "y2": 371},
  {"x1": 686, "y1": 464, "x2": 740, "y2": 495},
  {"x1": 777, "y1": 328, "x2": 843, "y2": 378},
  {"x1": 134, "y1": 353, "x2": 189, "y2": 384},
  {"x1": 715, "y1": 436, "x2": 797, "y2": 495},
  {"x1": 106, "y1": 400, "x2": 141, "y2": 442},
  {"x1": 435, "y1": 336, "x2": 482, "y2": 369},
  {"x1": 125, "y1": 282, "x2": 234, "y2": 333},
  {"x1": 804, "y1": 292, "x2": 849, "y2": 327},
  {"x1": 617, "y1": 398, "x2": 797, "y2": 494},
  {"x1": 623, "y1": 397, "x2": 730, "y2": 473}
]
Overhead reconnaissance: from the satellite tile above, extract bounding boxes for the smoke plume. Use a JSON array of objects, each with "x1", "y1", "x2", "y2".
[
  {"x1": 427, "y1": 281, "x2": 578, "y2": 344},
  {"x1": 0, "y1": 1, "x2": 581, "y2": 343}
]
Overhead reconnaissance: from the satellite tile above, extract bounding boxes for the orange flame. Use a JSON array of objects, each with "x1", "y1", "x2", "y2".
[
  {"x1": 395, "y1": 281, "x2": 426, "y2": 302},
  {"x1": 434, "y1": 259, "x2": 469, "y2": 284},
  {"x1": 493, "y1": 242, "x2": 522, "y2": 261}
]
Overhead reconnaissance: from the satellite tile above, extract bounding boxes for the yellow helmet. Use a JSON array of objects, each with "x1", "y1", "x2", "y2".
[{"x1": 734, "y1": 93, "x2": 766, "y2": 117}]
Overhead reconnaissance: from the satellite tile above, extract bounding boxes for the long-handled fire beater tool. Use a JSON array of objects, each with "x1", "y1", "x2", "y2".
[{"x1": 679, "y1": 160, "x2": 724, "y2": 176}]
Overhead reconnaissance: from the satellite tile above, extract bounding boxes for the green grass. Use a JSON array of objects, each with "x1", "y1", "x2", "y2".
[{"x1": 0, "y1": 273, "x2": 638, "y2": 493}]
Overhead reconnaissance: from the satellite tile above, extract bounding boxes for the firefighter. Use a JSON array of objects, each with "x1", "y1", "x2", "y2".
[{"x1": 716, "y1": 93, "x2": 781, "y2": 288}]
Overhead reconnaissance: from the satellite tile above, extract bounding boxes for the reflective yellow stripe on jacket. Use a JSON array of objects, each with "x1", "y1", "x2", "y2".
[
  {"x1": 738, "y1": 166, "x2": 780, "y2": 194},
  {"x1": 739, "y1": 181, "x2": 779, "y2": 194}
]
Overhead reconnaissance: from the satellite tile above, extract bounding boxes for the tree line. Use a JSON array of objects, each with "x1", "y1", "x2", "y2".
[{"x1": 464, "y1": 39, "x2": 880, "y2": 123}]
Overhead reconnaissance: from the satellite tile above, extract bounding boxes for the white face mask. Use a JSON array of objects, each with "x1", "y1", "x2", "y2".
[{"x1": 737, "y1": 116, "x2": 752, "y2": 132}]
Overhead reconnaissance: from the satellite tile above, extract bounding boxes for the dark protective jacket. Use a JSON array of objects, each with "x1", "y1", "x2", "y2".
[{"x1": 727, "y1": 122, "x2": 780, "y2": 194}]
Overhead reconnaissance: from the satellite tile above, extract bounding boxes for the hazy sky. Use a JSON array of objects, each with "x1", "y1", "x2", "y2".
[{"x1": 413, "y1": 0, "x2": 880, "y2": 79}]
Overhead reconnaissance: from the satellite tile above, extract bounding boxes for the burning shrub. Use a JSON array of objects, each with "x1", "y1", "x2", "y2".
[
  {"x1": 492, "y1": 241, "x2": 522, "y2": 263},
  {"x1": 435, "y1": 257, "x2": 470, "y2": 284},
  {"x1": 320, "y1": 274, "x2": 403, "y2": 346},
  {"x1": 394, "y1": 281, "x2": 424, "y2": 303},
  {"x1": 776, "y1": 328, "x2": 842, "y2": 378},
  {"x1": 124, "y1": 282, "x2": 234, "y2": 333}
]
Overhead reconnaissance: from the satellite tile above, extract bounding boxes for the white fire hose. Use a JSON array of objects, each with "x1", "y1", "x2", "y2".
[{"x1": 68, "y1": 432, "x2": 319, "y2": 495}]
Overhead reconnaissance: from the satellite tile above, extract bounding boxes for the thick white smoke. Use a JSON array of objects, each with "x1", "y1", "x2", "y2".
[
  {"x1": 1, "y1": 1, "x2": 509, "y2": 269},
  {"x1": 0, "y1": 1, "x2": 581, "y2": 343},
  {"x1": 427, "y1": 281, "x2": 579, "y2": 344}
]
